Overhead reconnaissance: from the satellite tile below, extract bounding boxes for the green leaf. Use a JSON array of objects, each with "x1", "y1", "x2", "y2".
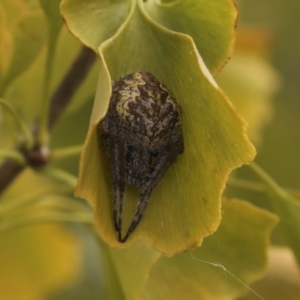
[
  {"x1": 61, "y1": 0, "x2": 236, "y2": 75},
  {"x1": 39, "y1": 0, "x2": 64, "y2": 84},
  {"x1": 143, "y1": 0, "x2": 237, "y2": 74},
  {"x1": 60, "y1": 0, "x2": 132, "y2": 50},
  {"x1": 250, "y1": 162, "x2": 300, "y2": 266},
  {"x1": 0, "y1": 0, "x2": 29, "y2": 27},
  {"x1": 39, "y1": 0, "x2": 63, "y2": 44},
  {"x1": 238, "y1": 247, "x2": 300, "y2": 300},
  {"x1": 0, "y1": 4, "x2": 11, "y2": 84},
  {"x1": 3, "y1": 25, "x2": 95, "y2": 126},
  {"x1": 2, "y1": 10, "x2": 47, "y2": 91},
  {"x1": 0, "y1": 224, "x2": 81, "y2": 300},
  {"x1": 108, "y1": 243, "x2": 160, "y2": 299},
  {"x1": 74, "y1": 1, "x2": 256, "y2": 255},
  {"x1": 0, "y1": 169, "x2": 83, "y2": 300},
  {"x1": 0, "y1": 0, "x2": 31, "y2": 86},
  {"x1": 141, "y1": 199, "x2": 278, "y2": 300}
]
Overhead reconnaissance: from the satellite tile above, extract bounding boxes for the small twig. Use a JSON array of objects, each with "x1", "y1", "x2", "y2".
[
  {"x1": 48, "y1": 46, "x2": 97, "y2": 130},
  {"x1": 0, "y1": 46, "x2": 97, "y2": 196},
  {"x1": 40, "y1": 167, "x2": 78, "y2": 188}
]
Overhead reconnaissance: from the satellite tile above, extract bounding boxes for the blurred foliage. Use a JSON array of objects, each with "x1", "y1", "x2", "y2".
[
  {"x1": 0, "y1": 0, "x2": 299, "y2": 299},
  {"x1": 141, "y1": 199, "x2": 278, "y2": 300},
  {"x1": 0, "y1": 224, "x2": 80, "y2": 300},
  {"x1": 237, "y1": 0, "x2": 300, "y2": 189}
]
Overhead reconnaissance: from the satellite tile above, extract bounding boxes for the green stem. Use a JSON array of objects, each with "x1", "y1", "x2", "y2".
[
  {"x1": 248, "y1": 162, "x2": 288, "y2": 198},
  {"x1": 227, "y1": 177, "x2": 265, "y2": 193},
  {"x1": 247, "y1": 162, "x2": 300, "y2": 212},
  {"x1": 35, "y1": 197, "x2": 93, "y2": 212},
  {"x1": 0, "y1": 46, "x2": 96, "y2": 196},
  {"x1": 39, "y1": 167, "x2": 78, "y2": 188},
  {"x1": 0, "y1": 187, "x2": 71, "y2": 215},
  {"x1": 1, "y1": 198, "x2": 92, "y2": 220},
  {"x1": 0, "y1": 150, "x2": 26, "y2": 165},
  {"x1": 228, "y1": 172, "x2": 300, "y2": 199},
  {"x1": 0, "y1": 212, "x2": 94, "y2": 234},
  {"x1": 51, "y1": 145, "x2": 83, "y2": 161},
  {"x1": 0, "y1": 99, "x2": 34, "y2": 149},
  {"x1": 36, "y1": 37, "x2": 57, "y2": 145}
]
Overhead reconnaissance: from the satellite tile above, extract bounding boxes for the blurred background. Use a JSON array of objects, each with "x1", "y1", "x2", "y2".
[
  {"x1": 0, "y1": 0, "x2": 300, "y2": 299},
  {"x1": 238, "y1": 0, "x2": 300, "y2": 189},
  {"x1": 238, "y1": 1, "x2": 300, "y2": 298}
]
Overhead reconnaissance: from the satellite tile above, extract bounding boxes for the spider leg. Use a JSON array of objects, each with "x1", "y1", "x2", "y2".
[
  {"x1": 121, "y1": 137, "x2": 184, "y2": 243},
  {"x1": 108, "y1": 128, "x2": 126, "y2": 242}
]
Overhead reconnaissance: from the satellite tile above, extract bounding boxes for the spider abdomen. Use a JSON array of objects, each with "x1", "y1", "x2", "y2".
[{"x1": 106, "y1": 72, "x2": 183, "y2": 151}]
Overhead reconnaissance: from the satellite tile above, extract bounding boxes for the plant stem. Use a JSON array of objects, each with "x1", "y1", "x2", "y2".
[
  {"x1": 227, "y1": 177, "x2": 265, "y2": 193},
  {"x1": 0, "y1": 46, "x2": 97, "y2": 196},
  {"x1": 248, "y1": 162, "x2": 287, "y2": 198},
  {"x1": 40, "y1": 167, "x2": 78, "y2": 188},
  {"x1": 228, "y1": 171, "x2": 300, "y2": 199},
  {"x1": 0, "y1": 212, "x2": 94, "y2": 234},
  {"x1": 48, "y1": 46, "x2": 96, "y2": 130},
  {"x1": 247, "y1": 162, "x2": 300, "y2": 211},
  {"x1": 36, "y1": 38, "x2": 57, "y2": 146}
]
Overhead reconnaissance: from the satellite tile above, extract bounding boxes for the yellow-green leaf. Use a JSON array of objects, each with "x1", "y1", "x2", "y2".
[
  {"x1": 39, "y1": 0, "x2": 64, "y2": 82},
  {"x1": 2, "y1": 11, "x2": 47, "y2": 91},
  {"x1": 143, "y1": 0, "x2": 237, "y2": 74},
  {"x1": 74, "y1": 1, "x2": 256, "y2": 255},
  {"x1": 60, "y1": 0, "x2": 131, "y2": 50},
  {"x1": 0, "y1": 2, "x2": 47, "y2": 123},
  {"x1": 61, "y1": 0, "x2": 237, "y2": 75},
  {"x1": 108, "y1": 243, "x2": 160, "y2": 299},
  {"x1": 0, "y1": 0, "x2": 31, "y2": 84},
  {"x1": 239, "y1": 247, "x2": 300, "y2": 300},
  {"x1": 0, "y1": 0, "x2": 29, "y2": 28},
  {"x1": 3, "y1": 25, "x2": 96, "y2": 125},
  {"x1": 0, "y1": 169, "x2": 84, "y2": 300},
  {"x1": 141, "y1": 199, "x2": 278, "y2": 300},
  {"x1": 0, "y1": 224, "x2": 81, "y2": 300},
  {"x1": 39, "y1": 0, "x2": 63, "y2": 43}
]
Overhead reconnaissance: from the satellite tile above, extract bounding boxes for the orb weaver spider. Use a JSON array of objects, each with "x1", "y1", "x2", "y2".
[{"x1": 100, "y1": 72, "x2": 184, "y2": 242}]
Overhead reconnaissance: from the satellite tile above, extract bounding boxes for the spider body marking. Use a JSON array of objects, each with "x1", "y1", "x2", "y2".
[{"x1": 100, "y1": 72, "x2": 184, "y2": 242}]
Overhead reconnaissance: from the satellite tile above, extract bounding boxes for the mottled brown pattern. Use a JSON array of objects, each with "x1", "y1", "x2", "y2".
[
  {"x1": 103, "y1": 72, "x2": 182, "y2": 150},
  {"x1": 100, "y1": 72, "x2": 184, "y2": 242}
]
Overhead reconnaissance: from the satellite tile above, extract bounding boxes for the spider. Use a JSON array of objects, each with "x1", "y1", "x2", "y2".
[{"x1": 100, "y1": 72, "x2": 184, "y2": 243}]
